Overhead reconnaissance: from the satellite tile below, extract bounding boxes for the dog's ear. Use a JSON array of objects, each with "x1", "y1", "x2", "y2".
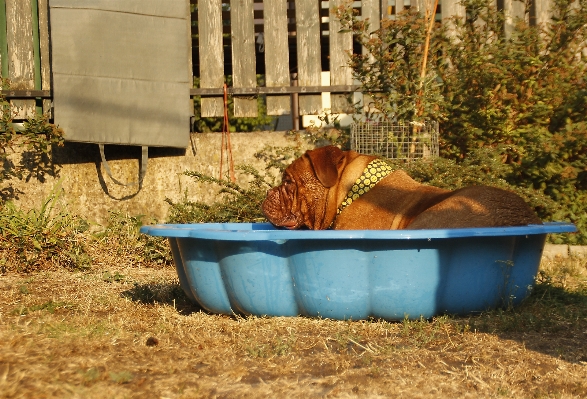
[{"x1": 305, "y1": 146, "x2": 345, "y2": 188}]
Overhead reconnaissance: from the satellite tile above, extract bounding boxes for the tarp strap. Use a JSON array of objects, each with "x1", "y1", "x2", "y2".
[{"x1": 99, "y1": 144, "x2": 148, "y2": 189}]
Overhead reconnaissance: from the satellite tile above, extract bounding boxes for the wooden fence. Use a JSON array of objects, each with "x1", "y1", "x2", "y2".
[{"x1": 0, "y1": 0, "x2": 555, "y2": 125}]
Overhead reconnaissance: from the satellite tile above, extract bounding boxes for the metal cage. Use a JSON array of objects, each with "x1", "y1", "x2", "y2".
[{"x1": 351, "y1": 121, "x2": 439, "y2": 160}]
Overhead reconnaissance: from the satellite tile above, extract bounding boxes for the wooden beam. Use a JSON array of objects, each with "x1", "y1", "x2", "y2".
[
  {"x1": 190, "y1": 85, "x2": 363, "y2": 96},
  {"x1": 1, "y1": 89, "x2": 50, "y2": 98}
]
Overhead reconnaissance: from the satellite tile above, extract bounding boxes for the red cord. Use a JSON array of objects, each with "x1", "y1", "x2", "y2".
[{"x1": 220, "y1": 84, "x2": 236, "y2": 183}]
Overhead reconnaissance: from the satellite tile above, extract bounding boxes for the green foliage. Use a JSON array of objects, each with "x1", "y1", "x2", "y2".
[
  {"x1": 336, "y1": 5, "x2": 444, "y2": 122},
  {"x1": 192, "y1": 76, "x2": 276, "y2": 133},
  {"x1": 0, "y1": 188, "x2": 90, "y2": 272},
  {"x1": 16, "y1": 115, "x2": 65, "y2": 183},
  {"x1": 338, "y1": 0, "x2": 587, "y2": 243}
]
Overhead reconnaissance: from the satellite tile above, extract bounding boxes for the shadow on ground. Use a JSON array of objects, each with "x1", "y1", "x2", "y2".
[
  {"x1": 462, "y1": 281, "x2": 587, "y2": 363},
  {"x1": 121, "y1": 282, "x2": 202, "y2": 315}
]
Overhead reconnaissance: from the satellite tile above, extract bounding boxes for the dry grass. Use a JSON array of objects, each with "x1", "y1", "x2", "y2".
[{"x1": 1, "y1": 247, "x2": 586, "y2": 398}]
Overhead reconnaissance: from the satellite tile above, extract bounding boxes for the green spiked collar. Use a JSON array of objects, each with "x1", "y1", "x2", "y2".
[{"x1": 337, "y1": 159, "x2": 393, "y2": 215}]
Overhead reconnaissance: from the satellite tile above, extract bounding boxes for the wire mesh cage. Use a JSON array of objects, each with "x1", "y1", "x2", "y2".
[{"x1": 351, "y1": 121, "x2": 439, "y2": 160}]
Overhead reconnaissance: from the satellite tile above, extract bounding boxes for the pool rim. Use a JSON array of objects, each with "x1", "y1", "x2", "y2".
[{"x1": 139, "y1": 221, "x2": 576, "y2": 241}]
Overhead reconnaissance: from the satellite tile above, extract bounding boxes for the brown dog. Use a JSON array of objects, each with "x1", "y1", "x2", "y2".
[{"x1": 262, "y1": 146, "x2": 541, "y2": 230}]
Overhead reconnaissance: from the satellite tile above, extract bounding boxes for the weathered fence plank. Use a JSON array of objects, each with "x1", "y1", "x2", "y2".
[
  {"x1": 263, "y1": 0, "x2": 290, "y2": 115},
  {"x1": 504, "y1": 0, "x2": 527, "y2": 38},
  {"x1": 6, "y1": 0, "x2": 35, "y2": 119},
  {"x1": 231, "y1": 0, "x2": 257, "y2": 117},
  {"x1": 329, "y1": 0, "x2": 353, "y2": 113},
  {"x1": 534, "y1": 0, "x2": 552, "y2": 27},
  {"x1": 295, "y1": 0, "x2": 322, "y2": 115},
  {"x1": 0, "y1": 0, "x2": 8, "y2": 78},
  {"x1": 442, "y1": 0, "x2": 466, "y2": 35},
  {"x1": 38, "y1": 0, "x2": 50, "y2": 115},
  {"x1": 198, "y1": 0, "x2": 224, "y2": 117}
]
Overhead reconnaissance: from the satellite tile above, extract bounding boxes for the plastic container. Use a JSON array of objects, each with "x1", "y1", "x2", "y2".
[{"x1": 140, "y1": 222, "x2": 576, "y2": 320}]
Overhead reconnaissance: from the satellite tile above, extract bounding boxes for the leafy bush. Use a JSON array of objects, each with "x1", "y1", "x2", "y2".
[
  {"x1": 337, "y1": 6, "x2": 444, "y2": 122},
  {"x1": 338, "y1": 0, "x2": 587, "y2": 243}
]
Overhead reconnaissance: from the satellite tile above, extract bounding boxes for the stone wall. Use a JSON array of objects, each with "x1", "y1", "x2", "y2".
[{"x1": 5, "y1": 132, "x2": 310, "y2": 225}]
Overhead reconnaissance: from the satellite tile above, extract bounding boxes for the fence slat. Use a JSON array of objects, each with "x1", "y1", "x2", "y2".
[
  {"x1": 199, "y1": 0, "x2": 224, "y2": 117},
  {"x1": 442, "y1": 0, "x2": 466, "y2": 36},
  {"x1": 263, "y1": 0, "x2": 290, "y2": 115},
  {"x1": 6, "y1": 0, "x2": 35, "y2": 119},
  {"x1": 38, "y1": 0, "x2": 50, "y2": 115},
  {"x1": 231, "y1": 0, "x2": 257, "y2": 117},
  {"x1": 394, "y1": 0, "x2": 404, "y2": 16},
  {"x1": 534, "y1": 0, "x2": 552, "y2": 27},
  {"x1": 504, "y1": 0, "x2": 526, "y2": 38},
  {"x1": 329, "y1": 0, "x2": 353, "y2": 113},
  {"x1": 295, "y1": 0, "x2": 322, "y2": 115}
]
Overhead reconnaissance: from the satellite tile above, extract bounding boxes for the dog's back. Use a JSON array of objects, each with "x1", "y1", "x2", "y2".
[{"x1": 333, "y1": 170, "x2": 541, "y2": 230}]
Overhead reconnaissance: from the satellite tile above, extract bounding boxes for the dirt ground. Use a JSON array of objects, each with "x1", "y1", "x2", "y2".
[{"x1": 1, "y1": 255, "x2": 587, "y2": 399}]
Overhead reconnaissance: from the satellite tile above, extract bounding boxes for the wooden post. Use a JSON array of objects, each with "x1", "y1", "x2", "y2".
[
  {"x1": 230, "y1": 0, "x2": 257, "y2": 117},
  {"x1": 0, "y1": 0, "x2": 8, "y2": 79},
  {"x1": 263, "y1": 0, "x2": 290, "y2": 116},
  {"x1": 198, "y1": 0, "x2": 224, "y2": 117},
  {"x1": 295, "y1": 0, "x2": 322, "y2": 115},
  {"x1": 37, "y1": 0, "x2": 50, "y2": 115},
  {"x1": 329, "y1": 0, "x2": 353, "y2": 113},
  {"x1": 410, "y1": 0, "x2": 427, "y2": 13},
  {"x1": 6, "y1": 0, "x2": 36, "y2": 119}
]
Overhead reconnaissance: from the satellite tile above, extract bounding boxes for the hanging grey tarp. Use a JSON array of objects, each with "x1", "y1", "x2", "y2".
[{"x1": 49, "y1": 0, "x2": 192, "y2": 148}]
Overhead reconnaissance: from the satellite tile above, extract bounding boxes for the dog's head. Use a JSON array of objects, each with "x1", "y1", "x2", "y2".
[{"x1": 262, "y1": 146, "x2": 350, "y2": 230}]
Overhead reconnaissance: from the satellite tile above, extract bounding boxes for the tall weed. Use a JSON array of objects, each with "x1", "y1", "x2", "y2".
[
  {"x1": 94, "y1": 210, "x2": 172, "y2": 266},
  {"x1": 0, "y1": 188, "x2": 90, "y2": 272}
]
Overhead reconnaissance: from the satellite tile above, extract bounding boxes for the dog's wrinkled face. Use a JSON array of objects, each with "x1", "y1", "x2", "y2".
[{"x1": 262, "y1": 146, "x2": 346, "y2": 230}]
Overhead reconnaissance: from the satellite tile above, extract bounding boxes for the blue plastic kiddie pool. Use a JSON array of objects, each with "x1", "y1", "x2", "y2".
[{"x1": 140, "y1": 222, "x2": 576, "y2": 320}]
